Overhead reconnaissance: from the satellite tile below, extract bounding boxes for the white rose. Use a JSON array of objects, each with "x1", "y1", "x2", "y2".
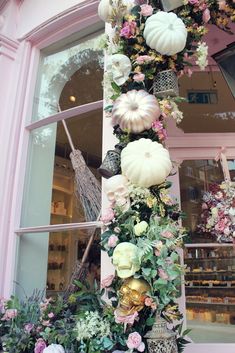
[
  {"x1": 43, "y1": 344, "x2": 65, "y2": 353},
  {"x1": 134, "y1": 221, "x2": 148, "y2": 236}
]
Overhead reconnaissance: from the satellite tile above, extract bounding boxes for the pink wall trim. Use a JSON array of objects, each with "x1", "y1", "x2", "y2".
[{"x1": 0, "y1": 33, "x2": 19, "y2": 59}]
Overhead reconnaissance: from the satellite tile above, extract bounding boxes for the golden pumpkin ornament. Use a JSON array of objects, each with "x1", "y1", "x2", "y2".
[
  {"x1": 112, "y1": 90, "x2": 161, "y2": 133},
  {"x1": 121, "y1": 138, "x2": 172, "y2": 187},
  {"x1": 143, "y1": 11, "x2": 187, "y2": 56}
]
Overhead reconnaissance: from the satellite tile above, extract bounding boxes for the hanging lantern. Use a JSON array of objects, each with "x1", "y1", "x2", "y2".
[
  {"x1": 145, "y1": 313, "x2": 178, "y2": 353},
  {"x1": 160, "y1": 0, "x2": 184, "y2": 12},
  {"x1": 98, "y1": 143, "x2": 126, "y2": 178},
  {"x1": 154, "y1": 70, "x2": 179, "y2": 98}
]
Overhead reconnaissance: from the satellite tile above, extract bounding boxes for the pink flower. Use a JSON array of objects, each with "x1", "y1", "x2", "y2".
[
  {"x1": 152, "y1": 121, "x2": 167, "y2": 141},
  {"x1": 115, "y1": 310, "x2": 139, "y2": 325},
  {"x1": 24, "y1": 323, "x2": 34, "y2": 333},
  {"x1": 126, "y1": 332, "x2": 145, "y2": 352},
  {"x1": 188, "y1": 0, "x2": 199, "y2": 5},
  {"x1": 34, "y1": 338, "x2": 47, "y2": 353},
  {"x1": 135, "y1": 55, "x2": 152, "y2": 64},
  {"x1": 202, "y1": 8, "x2": 210, "y2": 23},
  {"x1": 1, "y1": 308, "x2": 18, "y2": 321},
  {"x1": 158, "y1": 268, "x2": 169, "y2": 280},
  {"x1": 161, "y1": 230, "x2": 174, "y2": 239},
  {"x1": 140, "y1": 4, "x2": 153, "y2": 16},
  {"x1": 202, "y1": 203, "x2": 208, "y2": 210},
  {"x1": 108, "y1": 234, "x2": 119, "y2": 248},
  {"x1": 145, "y1": 297, "x2": 154, "y2": 307},
  {"x1": 133, "y1": 73, "x2": 145, "y2": 82},
  {"x1": 48, "y1": 312, "x2": 54, "y2": 319},
  {"x1": 101, "y1": 208, "x2": 115, "y2": 224},
  {"x1": 120, "y1": 21, "x2": 137, "y2": 38},
  {"x1": 101, "y1": 274, "x2": 115, "y2": 288}
]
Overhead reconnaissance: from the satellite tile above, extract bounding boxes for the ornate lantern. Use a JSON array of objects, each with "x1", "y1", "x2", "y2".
[
  {"x1": 145, "y1": 313, "x2": 178, "y2": 353},
  {"x1": 154, "y1": 70, "x2": 179, "y2": 98},
  {"x1": 160, "y1": 0, "x2": 184, "y2": 12},
  {"x1": 98, "y1": 143, "x2": 125, "y2": 178}
]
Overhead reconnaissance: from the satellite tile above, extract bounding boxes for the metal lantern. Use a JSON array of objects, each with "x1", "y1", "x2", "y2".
[
  {"x1": 160, "y1": 0, "x2": 184, "y2": 12},
  {"x1": 154, "y1": 70, "x2": 179, "y2": 98},
  {"x1": 145, "y1": 313, "x2": 178, "y2": 353},
  {"x1": 98, "y1": 148, "x2": 121, "y2": 178},
  {"x1": 212, "y1": 42, "x2": 235, "y2": 98}
]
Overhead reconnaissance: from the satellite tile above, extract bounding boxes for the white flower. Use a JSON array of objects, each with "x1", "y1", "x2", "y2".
[
  {"x1": 76, "y1": 311, "x2": 111, "y2": 342},
  {"x1": 43, "y1": 344, "x2": 65, "y2": 353},
  {"x1": 195, "y1": 42, "x2": 208, "y2": 71}
]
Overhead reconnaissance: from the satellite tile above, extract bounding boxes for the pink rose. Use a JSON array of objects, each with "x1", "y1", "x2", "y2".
[
  {"x1": 161, "y1": 230, "x2": 174, "y2": 239},
  {"x1": 127, "y1": 332, "x2": 145, "y2": 352},
  {"x1": 158, "y1": 268, "x2": 169, "y2": 280},
  {"x1": 202, "y1": 8, "x2": 210, "y2": 23},
  {"x1": 108, "y1": 234, "x2": 119, "y2": 248},
  {"x1": 24, "y1": 323, "x2": 34, "y2": 333},
  {"x1": 140, "y1": 4, "x2": 153, "y2": 16},
  {"x1": 115, "y1": 310, "x2": 139, "y2": 325},
  {"x1": 34, "y1": 338, "x2": 47, "y2": 353},
  {"x1": 101, "y1": 208, "x2": 115, "y2": 224},
  {"x1": 133, "y1": 73, "x2": 145, "y2": 82},
  {"x1": 48, "y1": 312, "x2": 54, "y2": 318},
  {"x1": 1, "y1": 308, "x2": 18, "y2": 321},
  {"x1": 120, "y1": 21, "x2": 137, "y2": 38},
  {"x1": 135, "y1": 55, "x2": 152, "y2": 64},
  {"x1": 145, "y1": 297, "x2": 154, "y2": 307},
  {"x1": 101, "y1": 274, "x2": 115, "y2": 288}
]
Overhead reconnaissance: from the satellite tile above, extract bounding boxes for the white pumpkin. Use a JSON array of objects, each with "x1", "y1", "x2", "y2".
[
  {"x1": 43, "y1": 344, "x2": 65, "y2": 353},
  {"x1": 143, "y1": 11, "x2": 187, "y2": 56},
  {"x1": 107, "y1": 54, "x2": 132, "y2": 86},
  {"x1": 121, "y1": 138, "x2": 172, "y2": 187},
  {"x1": 98, "y1": 0, "x2": 135, "y2": 23},
  {"x1": 112, "y1": 90, "x2": 161, "y2": 133}
]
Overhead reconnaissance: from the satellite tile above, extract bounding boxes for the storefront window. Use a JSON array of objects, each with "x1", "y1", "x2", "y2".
[
  {"x1": 179, "y1": 159, "x2": 235, "y2": 343},
  {"x1": 17, "y1": 30, "x2": 103, "y2": 297}
]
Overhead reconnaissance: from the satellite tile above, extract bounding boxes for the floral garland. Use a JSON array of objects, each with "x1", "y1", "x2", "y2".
[
  {"x1": 0, "y1": 1, "x2": 235, "y2": 353},
  {"x1": 198, "y1": 181, "x2": 235, "y2": 243}
]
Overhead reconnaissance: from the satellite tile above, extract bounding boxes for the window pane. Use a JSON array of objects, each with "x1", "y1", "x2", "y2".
[
  {"x1": 16, "y1": 229, "x2": 101, "y2": 297},
  {"x1": 185, "y1": 245, "x2": 235, "y2": 343},
  {"x1": 21, "y1": 109, "x2": 102, "y2": 228},
  {"x1": 33, "y1": 33, "x2": 104, "y2": 121},
  {"x1": 179, "y1": 159, "x2": 235, "y2": 243},
  {"x1": 178, "y1": 71, "x2": 235, "y2": 133}
]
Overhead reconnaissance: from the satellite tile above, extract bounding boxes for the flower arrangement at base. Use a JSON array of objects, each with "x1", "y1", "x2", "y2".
[{"x1": 198, "y1": 181, "x2": 235, "y2": 243}]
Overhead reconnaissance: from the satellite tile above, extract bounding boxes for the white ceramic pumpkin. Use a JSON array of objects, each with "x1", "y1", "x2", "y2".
[
  {"x1": 143, "y1": 11, "x2": 187, "y2": 56},
  {"x1": 112, "y1": 90, "x2": 161, "y2": 133},
  {"x1": 98, "y1": 0, "x2": 135, "y2": 23},
  {"x1": 43, "y1": 344, "x2": 65, "y2": 353},
  {"x1": 121, "y1": 138, "x2": 172, "y2": 187},
  {"x1": 107, "y1": 54, "x2": 132, "y2": 86}
]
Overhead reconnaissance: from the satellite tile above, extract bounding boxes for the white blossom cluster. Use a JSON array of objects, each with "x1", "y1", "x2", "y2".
[
  {"x1": 76, "y1": 311, "x2": 111, "y2": 341},
  {"x1": 195, "y1": 42, "x2": 208, "y2": 71}
]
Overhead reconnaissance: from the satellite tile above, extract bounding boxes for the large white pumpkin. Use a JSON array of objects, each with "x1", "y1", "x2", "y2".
[
  {"x1": 143, "y1": 11, "x2": 187, "y2": 56},
  {"x1": 121, "y1": 138, "x2": 172, "y2": 187},
  {"x1": 112, "y1": 90, "x2": 161, "y2": 133},
  {"x1": 43, "y1": 344, "x2": 65, "y2": 353}
]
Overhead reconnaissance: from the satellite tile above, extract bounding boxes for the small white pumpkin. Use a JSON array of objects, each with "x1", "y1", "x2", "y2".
[
  {"x1": 112, "y1": 90, "x2": 161, "y2": 133},
  {"x1": 107, "y1": 54, "x2": 132, "y2": 86},
  {"x1": 143, "y1": 11, "x2": 187, "y2": 56},
  {"x1": 121, "y1": 138, "x2": 172, "y2": 187},
  {"x1": 43, "y1": 344, "x2": 65, "y2": 353},
  {"x1": 98, "y1": 0, "x2": 135, "y2": 23}
]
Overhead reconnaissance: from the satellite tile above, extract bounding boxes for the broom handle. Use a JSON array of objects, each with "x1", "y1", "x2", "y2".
[{"x1": 57, "y1": 104, "x2": 75, "y2": 152}]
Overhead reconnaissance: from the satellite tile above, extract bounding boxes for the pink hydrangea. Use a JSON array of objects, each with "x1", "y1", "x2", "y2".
[
  {"x1": 108, "y1": 234, "x2": 119, "y2": 248},
  {"x1": 140, "y1": 4, "x2": 153, "y2": 16},
  {"x1": 34, "y1": 338, "x2": 47, "y2": 353},
  {"x1": 101, "y1": 208, "x2": 115, "y2": 224},
  {"x1": 120, "y1": 21, "x2": 137, "y2": 38},
  {"x1": 126, "y1": 332, "x2": 145, "y2": 352},
  {"x1": 101, "y1": 274, "x2": 115, "y2": 288}
]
